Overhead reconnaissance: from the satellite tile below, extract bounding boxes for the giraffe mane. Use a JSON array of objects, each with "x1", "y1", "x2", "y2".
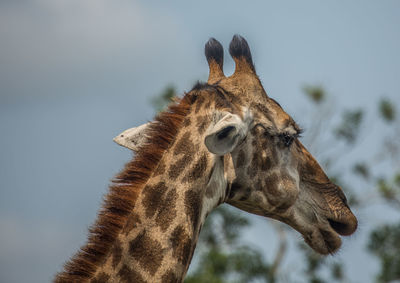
[
  {"x1": 54, "y1": 82, "x2": 243, "y2": 282},
  {"x1": 54, "y1": 92, "x2": 194, "y2": 282}
]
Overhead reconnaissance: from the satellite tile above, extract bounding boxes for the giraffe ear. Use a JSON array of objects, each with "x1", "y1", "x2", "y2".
[
  {"x1": 113, "y1": 122, "x2": 150, "y2": 152},
  {"x1": 205, "y1": 113, "x2": 248, "y2": 155}
]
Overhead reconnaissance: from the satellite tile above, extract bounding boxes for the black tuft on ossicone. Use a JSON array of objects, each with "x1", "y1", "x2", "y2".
[
  {"x1": 229, "y1": 34, "x2": 255, "y2": 71},
  {"x1": 205, "y1": 38, "x2": 224, "y2": 66}
]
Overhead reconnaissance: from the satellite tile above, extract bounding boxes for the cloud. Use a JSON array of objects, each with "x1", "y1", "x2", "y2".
[
  {"x1": 0, "y1": 0, "x2": 186, "y2": 97},
  {"x1": 0, "y1": 215, "x2": 86, "y2": 283}
]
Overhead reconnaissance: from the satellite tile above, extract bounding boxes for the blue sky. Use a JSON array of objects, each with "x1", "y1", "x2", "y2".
[{"x1": 1, "y1": 1, "x2": 399, "y2": 282}]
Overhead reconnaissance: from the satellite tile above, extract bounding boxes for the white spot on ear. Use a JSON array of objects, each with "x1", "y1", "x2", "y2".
[{"x1": 113, "y1": 122, "x2": 150, "y2": 151}]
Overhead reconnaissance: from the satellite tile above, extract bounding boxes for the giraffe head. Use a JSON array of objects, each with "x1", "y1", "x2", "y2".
[
  {"x1": 204, "y1": 35, "x2": 357, "y2": 254},
  {"x1": 115, "y1": 35, "x2": 357, "y2": 255}
]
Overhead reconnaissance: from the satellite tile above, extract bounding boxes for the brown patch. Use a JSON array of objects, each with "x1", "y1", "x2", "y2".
[
  {"x1": 182, "y1": 117, "x2": 192, "y2": 127},
  {"x1": 236, "y1": 150, "x2": 246, "y2": 168},
  {"x1": 300, "y1": 158, "x2": 318, "y2": 179},
  {"x1": 247, "y1": 152, "x2": 259, "y2": 178},
  {"x1": 142, "y1": 182, "x2": 168, "y2": 218},
  {"x1": 169, "y1": 133, "x2": 195, "y2": 180},
  {"x1": 153, "y1": 160, "x2": 166, "y2": 177},
  {"x1": 54, "y1": 93, "x2": 192, "y2": 282},
  {"x1": 250, "y1": 125, "x2": 260, "y2": 136},
  {"x1": 184, "y1": 190, "x2": 202, "y2": 230},
  {"x1": 183, "y1": 153, "x2": 209, "y2": 183},
  {"x1": 173, "y1": 132, "x2": 193, "y2": 156},
  {"x1": 161, "y1": 269, "x2": 180, "y2": 283},
  {"x1": 112, "y1": 239, "x2": 123, "y2": 268},
  {"x1": 262, "y1": 156, "x2": 273, "y2": 171},
  {"x1": 213, "y1": 87, "x2": 234, "y2": 110},
  {"x1": 215, "y1": 85, "x2": 243, "y2": 107},
  {"x1": 248, "y1": 151, "x2": 273, "y2": 173},
  {"x1": 195, "y1": 95, "x2": 205, "y2": 113},
  {"x1": 90, "y1": 272, "x2": 110, "y2": 283},
  {"x1": 255, "y1": 179, "x2": 263, "y2": 191},
  {"x1": 155, "y1": 188, "x2": 178, "y2": 232},
  {"x1": 169, "y1": 156, "x2": 192, "y2": 180},
  {"x1": 196, "y1": 115, "x2": 209, "y2": 135},
  {"x1": 170, "y1": 225, "x2": 193, "y2": 265},
  {"x1": 123, "y1": 213, "x2": 142, "y2": 235},
  {"x1": 269, "y1": 148, "x2": 279, "y2": 165},
  {"x1": 117, "y1": 264, "x2": 145, "y2": 283},
  {"x1": 264, "y1": 173, "x2": 280, "y2": 206},
  {"x1": 129, "y1": 231, "x2": 163, "y2": 275},
  {"x1": 228, "y1": 182, "x2": 242, "y2": 199},
  {"x1": 239, "y1": 187, "x2": 251, "y2": 201},
  {"x1": 254, "y1": 103, "x2": 275, "y2": 124},
  {"x1": 261, "y1": 140, "x2": 269, "y2": 150},
  {"x1": 204, "y1": 99, "x2": 212, "y2": 110}
]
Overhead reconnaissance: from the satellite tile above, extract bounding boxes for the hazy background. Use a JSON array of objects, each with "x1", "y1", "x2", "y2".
[{"x1": 0, "y1": 1, "x2": 399, "y2": 282}]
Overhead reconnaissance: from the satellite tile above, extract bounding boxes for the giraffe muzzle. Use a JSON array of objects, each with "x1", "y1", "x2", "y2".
[{"x1": 327, "y1": 212, "x2": 358, "y2": 236}]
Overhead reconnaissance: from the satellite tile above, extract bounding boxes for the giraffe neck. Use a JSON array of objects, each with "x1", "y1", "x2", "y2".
[{"x1": 91, "y1": 125, "x2": 228, "y2": 282}]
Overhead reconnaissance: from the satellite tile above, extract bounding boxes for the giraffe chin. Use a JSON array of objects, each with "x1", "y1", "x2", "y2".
[{"x1": 302, "y1": 226, "x2": 342, "y2": 255}]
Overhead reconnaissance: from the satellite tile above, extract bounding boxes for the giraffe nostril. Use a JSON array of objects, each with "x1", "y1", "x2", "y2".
[{"x1": 328, "y1": 217, "x2": 357, "y2": 236}]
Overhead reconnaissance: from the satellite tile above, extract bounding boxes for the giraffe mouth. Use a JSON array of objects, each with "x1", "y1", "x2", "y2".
[
  {"x1": 300, "y1": 214, "x2": 357, "y2": 255},
  {"x1": 300, "y1": 224, "x2": 342, "y2": 255}
]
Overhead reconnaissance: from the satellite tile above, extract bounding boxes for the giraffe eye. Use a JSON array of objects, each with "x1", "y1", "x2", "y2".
[
  {"x1": 279, "y1": 133, "x2": 294, "y2": 147},
  {"x1": 263, "y1": 130, "x2": 272, "y2": 138}
]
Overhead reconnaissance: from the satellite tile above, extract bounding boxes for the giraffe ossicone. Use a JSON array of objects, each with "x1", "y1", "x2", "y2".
[{"x1": 56, "y1": 35, "x2": 357, "y2": 283}]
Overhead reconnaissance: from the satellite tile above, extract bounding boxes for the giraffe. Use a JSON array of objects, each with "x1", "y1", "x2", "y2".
[{"x1": 55, "y1": 35, "x2": 357, "y2": 283}]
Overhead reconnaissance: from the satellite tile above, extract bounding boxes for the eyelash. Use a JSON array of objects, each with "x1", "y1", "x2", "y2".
[
  {"x1": 264, "y1": 130, "x2": 303, "y2": 147},
  {"x1": 258, "y1": 124, "x2": 304, "y2": 147}
]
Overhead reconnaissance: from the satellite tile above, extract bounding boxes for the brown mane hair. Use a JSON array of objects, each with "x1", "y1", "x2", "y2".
[{"x1": 54, "y1": 92, "x2": 195, "y2": 282}]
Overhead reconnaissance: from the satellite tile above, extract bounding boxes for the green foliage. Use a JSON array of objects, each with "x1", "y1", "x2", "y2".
[
  {"x1": 379, "y1": 98, "x2": 396, "y2": 123},
  {"x1": 298, "y1": 243, "x2": 346, "y2": 283},
  {"x1": 352, "y1": 162, "x2": 370, "y2": 180},
  {"x1": 186, "y1": 246, "x2": 272, "y2": 283},
  {"x1": 377, "y1": 178, "x2": 395, "y2": 200},
  {"x1": 367, "y1": 100, "x2": 400, "y2": 282},
  {"x1": 151, "y1": 85, "x2": 176, "y2": 112},
  {"x1": 298, "y1": 243, "x2": 326, "y2": 282},
  {"x1": 376, "y1": 173, "x2": 400, "y2": 207},
  {"x1": 303, "y1": 85, "x2": 326, "y2": 104},
  {"x1": 330, "y1": 262, "x2": 343, "y2": 280},
  {"x1": 185, "y1": 206, "x2": 273, "y2": 283},
  {"x1": 199, "y1": 206, "x2": 249, "y2": 247},
  {"x1": 395, "y1": 173, "x2": 400, "y2": 187},
  {"x1": 334, "y1": 109, "x2": 363, "y2": 144},
  {"x1": 368, "y1": 223, "x2": 400, "y2": 282}
]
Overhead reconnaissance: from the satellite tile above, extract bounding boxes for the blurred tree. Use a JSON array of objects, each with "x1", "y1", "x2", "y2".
[
  {"x1": 185, "y1": 206, "x2": 273, "y2": 283},
  {"x1": 367, "y1": 98, "x2": 400, "y2": 283},
  {"x1": 151, "y1": 84, "x2": 177, "y2": 112},
  {"x1": 334, "y1": 109, "x2": 363, "y2": 144}
]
